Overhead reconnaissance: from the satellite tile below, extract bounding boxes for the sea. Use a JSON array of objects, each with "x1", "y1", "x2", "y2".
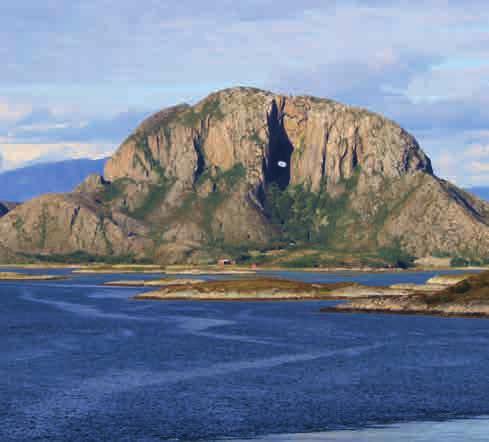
[{"x1": 1, "y1": 268, "x2": 488, "y2": 441}]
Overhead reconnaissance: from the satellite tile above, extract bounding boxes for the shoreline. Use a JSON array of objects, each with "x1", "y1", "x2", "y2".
[
  {"x1": 0, "y1": 272, "x2": 67, "y2": 281},
  {"x1": 132, "y1": 278, "x2": 354, "y2": 302},
  {"x1": 1, "y1": 262, "x2": 486, "y2": 274},
  {"x1": 322, "y1": 271, "x2": 489, "y2": 319},
  {"x1": 136, "y1": 294, "x2": 345, "y2": 302},
  {"x1": 123, "y1": 273, "x2": 475, "y2": 303},
  {"x1": 321, "y1": 306, "x2": 489, "y2": 319}
]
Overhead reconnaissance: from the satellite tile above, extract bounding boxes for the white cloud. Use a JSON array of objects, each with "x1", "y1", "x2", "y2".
[
  {"x1": 8, "y1": 121, "x2": 88, "y2": 137},
  {"x1": 465, "y1": 144, "x2": 489, "y2": 158},
  {"x1": 470, "y1": 161, "x2": 489, "y2": 173},
  {"x1": 0, "y1": 100, "x2": 31, "y2": 123},
  {"x1": 2, "y1": 0, "x2": 489, "y2": 185}
]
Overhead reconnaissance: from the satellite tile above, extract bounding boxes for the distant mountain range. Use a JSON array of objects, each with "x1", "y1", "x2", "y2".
[
  {"x1": 0, "y1": 158, "x2": 107, "y2": 202},
  {"x1": 466, "y1": 187, "x2": 489, "y2": 202}
]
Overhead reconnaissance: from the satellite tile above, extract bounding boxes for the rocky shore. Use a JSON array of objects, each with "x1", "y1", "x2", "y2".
[
  {"x1": 134, "y1": 278, "x2": 354, "y2": 301},
  {"x1": 323, "y1": 272, "x2": 489, "y2": 318},
  {"x1": 0, "y1": 272, "x2": 66, "y2": 281},
  {"x1": 74, "y1": 265, "x2": 165, "y2": 274},
  {"x1": 164, "y1": 269, "x2": 256, "y2": 275},
  {"x1": 129, "y1": 272, "x2": 481, "y2": 303},
  {"x1": 105, "y1": 278, "x2": 206, "y2": 287}
]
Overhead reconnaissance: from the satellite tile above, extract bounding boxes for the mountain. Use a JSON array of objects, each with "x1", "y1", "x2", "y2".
[
  {"x1": 0, "y1": 158, "x2": 107, "y2": 202},
  {"x1": 467, "y1": 187, "x2": 489, "y2": 202},
  {"x1": 1, "y1": 87, "x2": 489, "y2": 265}
]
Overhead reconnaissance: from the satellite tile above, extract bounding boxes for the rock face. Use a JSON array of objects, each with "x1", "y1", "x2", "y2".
[
  {"x1": 0, "y1": 193, "x2": 151, "y2": 259},
  {"x1": 0, "y1": 86, "x2": 488, "y2": 264},
  {"x1": 326, "y1": 271, "x2": 489, "y2": 318}
]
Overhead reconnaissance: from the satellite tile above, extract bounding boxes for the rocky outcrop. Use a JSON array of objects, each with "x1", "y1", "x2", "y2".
[
  {"x1": 0, "y1": 192, "x2": 151, "y2": 260},
  {"x1": 324, "y1": 271, "x2": 489, "y2": 318},
  {"x1": 0, "y1": 86, "x2": 488, "y2": 264},
  {"x1": 74, "y1": 174, "x2": 109, "y2": 194},
  {"x1": 105, "y1": 89, "x2": 432, "y2": 192}
]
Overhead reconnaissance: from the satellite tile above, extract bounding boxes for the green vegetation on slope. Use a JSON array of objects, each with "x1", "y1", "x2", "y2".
[
  {"x1": 264, "y1": 172, "x2": 360, "y2": 245},
  {"x1": 38, "y1": 205, "x2": 49, "y2": 249},
  {"x1": 128, "y1": 176, "x2": 174, "y2": 219},
  {"x1": 21, "y1": 251, "x2": 152, "y2": 265},
  {"x1": 134, "y1": 137, "x2": 166, "y2": 177},
  {"x1": 262, "y1": 170, "x2": 414, "y2": 268},
  {"x1": 424, "y1": 271, "x2": 489, "y2": 305},
  {"x1": 149, "y1": 163, "x2": 248, "y2": 254},
  {"x1": 101, "y1": 178, "x2": 134, "y2": 203},
  {"x1": 377, "y1": 241, "x2": 415, "y2": 269},
  {"x1": 451, "y1": 256, "x2": 489, "y2": 267},
  {"x1": 182, "y1": 98, "x2": 225, "y2": 127},
  {"x1": 195, "y1": 163, "x2": 246, "y2": 191}
]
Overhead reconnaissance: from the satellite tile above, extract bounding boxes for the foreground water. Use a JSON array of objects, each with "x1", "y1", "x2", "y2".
[{"x1": 1, "y1": 269, "x2": 489, "y2": 441}]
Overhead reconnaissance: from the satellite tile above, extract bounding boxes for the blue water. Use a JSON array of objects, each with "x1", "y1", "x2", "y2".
[{"x1": 1, "y1": 269, "x2": 488, "y2": 441}]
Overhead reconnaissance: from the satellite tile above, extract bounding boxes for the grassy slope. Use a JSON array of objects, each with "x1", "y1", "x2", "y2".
[
  {"x1": 423, "y1": 271, "x2": 489, "y2": 306},
  {"x1": 136, "y1": 278, "x2": 353, "y2": 300}
]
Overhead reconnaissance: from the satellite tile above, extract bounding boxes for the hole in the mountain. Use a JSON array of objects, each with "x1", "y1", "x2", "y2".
[
  {"x1": 193, "y1": 136, "x2": 205, "y2": 183},
  {"x1": 264, "y1": 100, "x2": 293, "y2": 190}
]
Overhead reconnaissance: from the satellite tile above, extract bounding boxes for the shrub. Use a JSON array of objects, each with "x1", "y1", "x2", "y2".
[
  {"x1": 128, "y1": 175, "x2": 174, "y2": 219},
  {"x1": 264, "y1": 173, "x2": 359, "y2": 245},
  {"x1": 22, "y1": 251, "x2": 151, "y2": 265},
  {"x1": 377, "y1": 241, "x2": 415, "y2": 268},
  {"x1": 182, "y1": 98, "x2": 224, "y2": 127},
  {"x1": 450, "y1": 256, "x2": 485, "y2": 267},
  {"x1": 282, "y1": 254, "x2": 323, "y2": 268}
]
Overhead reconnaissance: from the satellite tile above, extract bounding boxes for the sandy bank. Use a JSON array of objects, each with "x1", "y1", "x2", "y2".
[{"x1": 0, "y1": 272, "x2": 66, "y2": 281}]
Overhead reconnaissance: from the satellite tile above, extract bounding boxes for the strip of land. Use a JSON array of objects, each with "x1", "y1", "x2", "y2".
[
  {"x1": 164, "y1": 269, "x2": 256, "y2": 275},
  {"x1": 130, "y1": 273, "x2": 479, "y2": 302},
  {"x1": 74, "y1": 264, "x2": 257, "y2": 274},
  {"x1": 134, "y1": 278, "x2": 355, "y2": 301},
  {"x1": 105, "y1": 278, "x2": 206, "y2": 287},
  {"x1": 0, "y1": 272, "x2": 66, "y2": 281},
  {"x1": 73, "y1": 265, "x2": 166, "y2": 274}
]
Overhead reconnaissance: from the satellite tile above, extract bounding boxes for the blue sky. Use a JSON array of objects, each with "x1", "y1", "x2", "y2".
[{"x1": 1, "y1": 0, "x2": 489, "y2": 185}]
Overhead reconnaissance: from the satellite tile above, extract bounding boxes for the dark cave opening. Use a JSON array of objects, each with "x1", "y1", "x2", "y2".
[
  {"x1": 193, "y1": 135, "x2": 206, "y2": 183},
  {"x1": 264, "y1": 100, "x2": 294, "y2": 190}
]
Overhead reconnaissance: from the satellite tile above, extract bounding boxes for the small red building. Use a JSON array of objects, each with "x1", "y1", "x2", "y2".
[{"x1": 218, "y1": 259, "x2": 235, "y2": 266}]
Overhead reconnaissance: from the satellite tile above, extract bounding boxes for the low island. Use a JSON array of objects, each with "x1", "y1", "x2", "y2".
[
  {"x1": 0, "y1": 272, "x2": 66, "y2": 281},
  {"x1": 133, "y1": 278, "x2": 355, "y2": 301},
  {"x1": 73, "y1": 264, "x2": 258, "y2": 275},
  {"x1": 73, "y1": 264, "x2": 166, "y2": 274},
  {"x1": 323, "y1": 271, "x2": 489, "y2": 318},
  {"x1": 105, "y1": 278, "x2": 206, "y2": 287},
  {"x1": 126, "y1": 272, "x2": 484, "y2": 303}
]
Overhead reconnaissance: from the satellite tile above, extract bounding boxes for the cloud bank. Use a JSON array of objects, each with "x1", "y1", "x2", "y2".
[{"x1": 1, "y1": 1, "x2": 488, "y2": 185}]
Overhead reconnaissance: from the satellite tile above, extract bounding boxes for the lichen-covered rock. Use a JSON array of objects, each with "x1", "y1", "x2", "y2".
[
  {"x1": 105, "y1": 87, "x2": 431, "y2": 194},
  {"x1": 0, "y1": 86, "x2": 488, "y2": 264},
  {"x1": 74, "y1": 174, "x2": 109, "y2": 194},
  {"x1": 0, "y1": 194, "x2": 151, "y2": 259}
]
